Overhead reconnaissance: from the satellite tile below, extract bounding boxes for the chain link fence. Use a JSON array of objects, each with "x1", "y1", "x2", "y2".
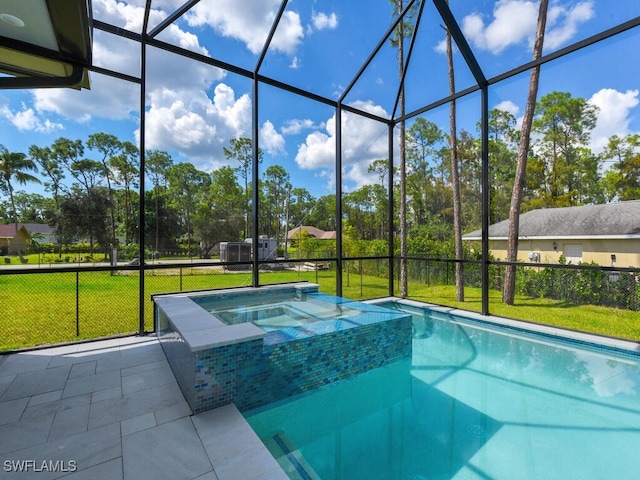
[
  {"x1": 400, "y1": 257, "x2": 639, "y2": 310},
  {"x1": 509, "y1": 264, "x2": 639, "y2": 310},
  {"x1": 0, "y1": 263, "x2": 264, "y2": 351},
  {"x1": 1, "y1": 259, "x2": 363, "y2": 351},
  {"x1": 3, "y1": 257, "x2": 638, "y2": 351}
]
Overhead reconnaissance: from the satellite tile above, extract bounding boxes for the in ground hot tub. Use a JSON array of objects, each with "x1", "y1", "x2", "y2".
[
  {"x1": 192, "y1": 287, "x2": 365, "y2": 336},
  {"x1": 154, "y1": 283, "x2": 411, "y2": 413}
]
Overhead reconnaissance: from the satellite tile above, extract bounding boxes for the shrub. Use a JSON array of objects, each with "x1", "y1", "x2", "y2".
[
  {"x1": 517, "y1": 263, "x2": 638, "y2": 311},
  {"x1": 40, "y1": 243, "x2": 55, "y2": 254}
]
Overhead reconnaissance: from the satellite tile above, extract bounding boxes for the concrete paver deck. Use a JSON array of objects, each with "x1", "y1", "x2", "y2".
[{"x1": 0, "y1": 337, "x2": 286, "y2": 480}]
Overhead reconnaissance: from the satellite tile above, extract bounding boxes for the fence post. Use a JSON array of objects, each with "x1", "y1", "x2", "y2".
[
  {"x1": 633, "y1": 272, "x2": 638, "y2": 311},
  {"x1": 180, "y1": 266, "x2": 183, "y2": 291},
  {"x1": 76, "y1": 271, "x2": 80, "y2": 337},
  {"x1": 426, "y1": 259, "x2": 429, "y2": 286},
  {"x1": 446, "y1": 261, "x2": 449, "y2": 285}
]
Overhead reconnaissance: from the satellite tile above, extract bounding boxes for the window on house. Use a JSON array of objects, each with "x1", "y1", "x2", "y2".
[{"x1": 563, "y1": 244, "x2": 583, "y2": 264}]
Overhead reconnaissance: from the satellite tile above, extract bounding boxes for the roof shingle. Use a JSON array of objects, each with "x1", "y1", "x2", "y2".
[{"x1": 463, "y1": 200, "x2": 640, "y2": 239}]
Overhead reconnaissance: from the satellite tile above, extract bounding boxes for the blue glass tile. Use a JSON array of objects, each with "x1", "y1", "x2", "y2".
[{"x1": 263, "y1": 330, "x2": 296, "y2": 346}]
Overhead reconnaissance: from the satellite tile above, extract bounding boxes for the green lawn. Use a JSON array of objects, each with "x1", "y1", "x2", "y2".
[
  {"x1": 407, "y1": 285, "x2": 640, "y2": 341},
  {"x1": 1, "y1": 267, "x2": 638, "y2": 351}
]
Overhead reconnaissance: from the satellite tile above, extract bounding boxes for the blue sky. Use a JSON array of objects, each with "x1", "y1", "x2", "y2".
[{"x1": 1, "y1": 0, "x2": 640, "y2": 199}]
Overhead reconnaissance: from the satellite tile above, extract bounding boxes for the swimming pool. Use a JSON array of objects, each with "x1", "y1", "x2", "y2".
[{"x1": 246, "y1": 299, "x2": 640, "y2": 479}]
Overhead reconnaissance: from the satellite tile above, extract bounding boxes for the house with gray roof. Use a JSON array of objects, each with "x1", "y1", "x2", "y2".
[
  {"x1": 19, "y1": 223, "x2": 57, "y2": 243},
  {"x1": 463, "y1": 200, "x2": 640, "y2": 267}
]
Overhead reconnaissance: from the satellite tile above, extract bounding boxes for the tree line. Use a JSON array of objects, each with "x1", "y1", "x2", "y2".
[
  {"x1": 0, "y1": 134, "x2": 332, "y2": 258},
  {"x1": 0, "y1": 90, "x2": 638, "y2": 259}
]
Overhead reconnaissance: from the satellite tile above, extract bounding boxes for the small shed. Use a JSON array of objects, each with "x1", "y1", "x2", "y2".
[{"x1": 219, "y1": 242, "x2": 252, "y2": 263}]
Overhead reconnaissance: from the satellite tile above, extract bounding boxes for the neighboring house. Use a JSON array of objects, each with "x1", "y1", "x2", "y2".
[
  {"x1": 0, "y1": 224, "x2": 30, "y2": 255},
  {"x1": 287, "y1": 226, "x2": 337, "y2": 242},
  {"x1": 20, "y1": 223, "x2": 57, "y2": 244},
  {"x1": 0, "y1": 223, "x2": 57, "y2": 254},
  {"x1": 463, "y1": 200, "x2": 640, "y2": 268}
]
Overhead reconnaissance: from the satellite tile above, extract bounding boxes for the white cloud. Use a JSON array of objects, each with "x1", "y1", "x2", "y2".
[
  {"x1": 32, "y1": 74, "x2": 140, "y2": 123},
  {"x1": 545, "y1": 1, "x2": 594, "y2": 50},
  {"x1": 260, "y1": 120, "x2": 286, "y2": 155},
  {"x1": 282, "y1": 119, "x2": 316, "y2": 135},
  {"x1": 146, "y1": 47, "x2": 226, "y2": 94},
  {"x1": 92, "y1": 0, "x2": 145, "y2": 30},
  {"x1": 494, "y1": 100, "x2": 519, "y2": 116},
  {"x1": 186, "y1": 0, "x2": 304, "y2": 55},
  {"x1": 0, "y1": 102, "x2": 63, "y2": 133},
  {"x1": 23, "y1": 0, "x2": 237, "y2": 169},
  {"x1": 462, "y1": 1, "x2": 538, "y2": 54},
  {"x1": 295, "y1": 130, "x2": 334, "y2": 170},
  {"x1": 93, "y1": 0, "x2": 173, "y2": 33},
  {"x1": 434, "y1": 38, "x2": 447, "y2": 54},
  {"x1": 588, "y1": 88, "x2": 639, "y2": 153},
  {"x1": 30, "y1": 0, "x2": 220, "y2": 127},
  {"x1": 343, "y1": 161, "x2": 378, "y2": 193},
  {"x1": 211, "y1": 84, "x2": 252, "y2": 134},
  {"x1": 142, "y1": 83, "x2": 252, "y2": 160},
  {"x1": 295, "y1": 101, "x2": 390, "y2": 190},
  {"x1": 434, "y1": 35, "x2": 459, "y2": 55},
  {"x1": 311, "y1": 12, "x2": 338, "y2": 31},
  {"x1": 98, "y1": 0, "x2": 212, "y2": 56},
  {"x1": 495, "y1": 100, "x2": 524, "y2": 132},
  {"x1": 462, "y1": 0, "x2": 593, "y2": 55}
]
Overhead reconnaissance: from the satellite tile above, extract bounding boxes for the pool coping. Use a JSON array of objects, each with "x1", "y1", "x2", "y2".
[{"x1": 367, "y1": 297, "x2": 640, "y2": 356}]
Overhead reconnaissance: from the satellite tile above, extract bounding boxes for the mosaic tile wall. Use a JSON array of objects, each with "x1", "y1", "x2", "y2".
[
  {"x1": 236, "y1": 316, "x2": 413, "y2": 411},
  {"x1": 186, "y1": 317, "x2": 411, "y2": 414},
  {"x1": 158, "y1": 307, "x2": 412, "y2": 414},
  {"x1": 156, "y1": 308, "x2": 198, "y2": 409}
]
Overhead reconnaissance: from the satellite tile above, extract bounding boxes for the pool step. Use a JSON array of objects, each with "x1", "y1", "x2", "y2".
[{"x1": 266, "y1": 431, "x2": 321, "y2": 480}]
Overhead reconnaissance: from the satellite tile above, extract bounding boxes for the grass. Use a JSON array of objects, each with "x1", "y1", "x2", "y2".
[
  {"x1": 1, "y1": 267, "x2": 639, "y2": 351},
  {"x1": 1, "y1": 253, "x2": 108, "y2": 266},
  {"x1": 408, "y1": 285, "x2": 640, "y2": 341}
]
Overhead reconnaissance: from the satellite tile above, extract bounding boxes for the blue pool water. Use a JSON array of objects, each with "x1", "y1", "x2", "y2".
[
  {"x1": 245, "y1": 301, "x2": 640, "y2": 480},
  {"x1": 193, "y1": 291, "x2": 362, "y2": 332}
]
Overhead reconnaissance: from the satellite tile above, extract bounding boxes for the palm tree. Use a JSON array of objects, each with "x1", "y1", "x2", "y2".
[{"x1": 0, "y1": 145, "x2": 41, "y2": 254}]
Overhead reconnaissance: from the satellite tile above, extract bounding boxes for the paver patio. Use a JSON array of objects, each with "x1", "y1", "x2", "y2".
[{"x1": 0, "y1": 336, "x2": 286, "y2": 480}]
